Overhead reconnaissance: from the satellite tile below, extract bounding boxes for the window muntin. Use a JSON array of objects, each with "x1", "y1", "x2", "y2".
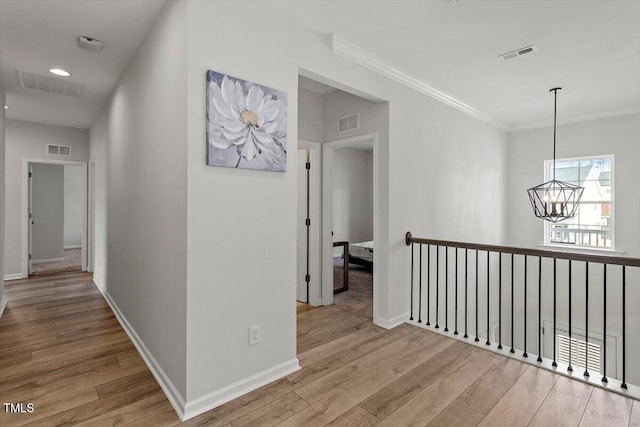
[{"x1": 544, "y1": 156, "x2": 613, "y2": 249}]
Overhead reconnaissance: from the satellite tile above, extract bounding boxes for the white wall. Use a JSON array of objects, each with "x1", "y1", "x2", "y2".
[
  {"x1": 89, "y1": 0, "x2": 188, "y2": 403},
  {"x1": 506, "y1": 113, "x2": 640, "y2": 385},
  {"x1": 332, "y1": 147, "x2": 373, "y2": 244},
  {"x1": 31, "y1": 163, "x2": 64, "y2": 261},
  {"x1": 185, "y1": 0, "x2": 506, "y2": 411},
  {"x1": 298, "y1": 88, "x2": 323, "y2": 142},
  {"x1": 63, "y1": 165, "x2": 83, "y2": 248},
  {"x1": 4, "y1": 119, "x2": 88, "y2": 277}
]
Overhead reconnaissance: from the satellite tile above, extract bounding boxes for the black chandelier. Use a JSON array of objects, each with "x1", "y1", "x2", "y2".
[{"x1": 527, "y1": 88, "x2": 584, "y2": 223}]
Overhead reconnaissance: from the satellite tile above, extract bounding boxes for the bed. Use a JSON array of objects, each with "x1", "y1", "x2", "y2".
[{"x1": 349, "y1": 241, "x2": 373, "y2": 270}]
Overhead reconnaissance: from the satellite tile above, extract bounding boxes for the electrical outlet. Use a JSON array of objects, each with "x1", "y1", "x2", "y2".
[{"x1": 249, "y1": 325, "x2": 261, "y2": 346}]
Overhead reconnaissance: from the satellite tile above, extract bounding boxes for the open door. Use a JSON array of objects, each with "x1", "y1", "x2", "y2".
[
  {"x1": 28, "y1": 163, "x2": 33, "y2": 275},
  {"x1": 296, "y1": 149, "x2": 310, "y2": 302}
]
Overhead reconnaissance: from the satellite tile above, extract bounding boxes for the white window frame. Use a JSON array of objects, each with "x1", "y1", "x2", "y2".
[{"x1": 543, "y1": 154, "x2": 615, "y2": 251}]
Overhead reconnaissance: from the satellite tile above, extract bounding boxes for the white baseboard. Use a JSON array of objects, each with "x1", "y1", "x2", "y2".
[
  {"x1": 94, "y1": 279, "x2": 301, "y2": 422},
  {"x1": 183, "y1": 358, "x2": 301, "y2": 421},
  {"x1": 64, "y1": 245, "x2": 82, "y2": 250},
  {"x1": 4, "y1": 273, "x2": 25, "y2": 281},
  {"x1": 0, "y1": 295, "x2": 8, "y2": 318},
  {"x1": 374, "y1": 311, "x2": 410, "y2": 330},
  {"x1": 32, "y1": 257, "x2": 65, "y2": 264},
  {"x1": 93, "y1": 281, "x2": 187, "y2": 420}
]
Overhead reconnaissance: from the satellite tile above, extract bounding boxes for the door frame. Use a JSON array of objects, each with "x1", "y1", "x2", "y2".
[
  {"x1": 22, "y1": 158, "x2": 89, "y2": 277},
  {"x1": 322, "y1": 132, "x2": 378, "y2": 308},
  {"x1": 298, "y1": 140, "x2": 322, "y2": 305}
]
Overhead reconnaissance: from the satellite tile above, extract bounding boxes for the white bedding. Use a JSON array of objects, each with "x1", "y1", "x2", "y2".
[{"x1": 350, "y1": 241, "x2": 374, "y2": 263}]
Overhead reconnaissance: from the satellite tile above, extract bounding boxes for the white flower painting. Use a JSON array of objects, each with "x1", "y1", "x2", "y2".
[{"x1": 206, "y1": 70, "x2": 287, "y2": 171}]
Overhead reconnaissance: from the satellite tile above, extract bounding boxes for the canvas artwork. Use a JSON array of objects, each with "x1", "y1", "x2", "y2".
[{"x1": 206, "y1": 70, "x2": 287, "y2": 171}]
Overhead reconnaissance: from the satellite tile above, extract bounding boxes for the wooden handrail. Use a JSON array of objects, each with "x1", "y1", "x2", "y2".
[{"x1": 405, "y1": 232, "x2": 640, "y2": 267}]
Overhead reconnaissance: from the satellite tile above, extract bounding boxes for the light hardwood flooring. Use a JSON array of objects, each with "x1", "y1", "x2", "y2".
[{"x1": 1, "y1": 273, "x2": 638, "y2": 426}]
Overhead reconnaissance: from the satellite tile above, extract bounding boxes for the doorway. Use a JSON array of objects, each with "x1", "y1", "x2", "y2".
[
  {"x1": 23, "y1": 159, "x2": 88, "y2": 276},
  {"x1": 323, "y1": 133, "x2": 377, "y2": 319}
]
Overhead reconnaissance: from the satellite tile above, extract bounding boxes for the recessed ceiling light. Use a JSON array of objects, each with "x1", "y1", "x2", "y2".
[
  {"x1": 49, "y1": 68, "x2": 71, "y2": 77},
  {"x1": 3, "y1": 105, "x2": 7, "y2": 109}
]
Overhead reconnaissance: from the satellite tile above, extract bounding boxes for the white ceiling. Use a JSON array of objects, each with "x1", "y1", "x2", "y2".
[
  {"x1": 272, "y1": 0, "x2": 640, "y2": 130},
  {"x1": 0, "y1": 0, "x2": 168, "y2": 129},
  {"x1": 1, "y1": 1, "x2": 638, "y2": 131}
]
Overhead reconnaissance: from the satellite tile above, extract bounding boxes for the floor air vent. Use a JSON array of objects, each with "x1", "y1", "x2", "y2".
[{"x1": 16, "y1": 70, "x2": 83, "y2": 98}]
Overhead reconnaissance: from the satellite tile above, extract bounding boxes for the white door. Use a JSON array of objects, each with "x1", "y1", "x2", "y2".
[
  {"x1": 297, "y1": 149, "x2": 309, "y2": 302},
  {"x1": 28, "y1": 163, "x2": 34, "y2": 274}
]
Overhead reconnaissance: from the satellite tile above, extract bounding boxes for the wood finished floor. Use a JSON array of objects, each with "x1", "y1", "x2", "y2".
[{"x1": 1, "y1": 273, "x2": 638, "y2": 426}]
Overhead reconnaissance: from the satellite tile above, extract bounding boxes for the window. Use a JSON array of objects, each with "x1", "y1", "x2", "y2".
[{"x1": 544, "y1": 156, "x2": 613, "y2": 249}]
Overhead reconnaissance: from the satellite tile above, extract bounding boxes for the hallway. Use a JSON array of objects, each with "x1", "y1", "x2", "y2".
[
  {"x1": 1, "y1": 272, "x2": 638, "y2": 426},
  {"x1": 0, "y1": 272, "x2": 179, "y2": 426}
]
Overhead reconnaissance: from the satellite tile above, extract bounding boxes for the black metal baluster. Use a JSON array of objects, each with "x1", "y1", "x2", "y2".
[
  {"x1": 418, "y1": 245, "x2": 423, "y2": 323},
  {"x1": 427, "y1": 245, "x2": 431, "y2": 326},
  {"x1": 464, "y1": 248, "x2": 468, "y2": 339},
  {"x1": 584, "y1": 262, "x2": 589, "y2": 378},
  {"x1": 436, "y1": 246, "x2": 440, "y2": 329},
  {"x1": 455, "y1": 248, "x2": 459, "y2": 335},
  {"x1": 475, "y1": 249, "x2": 479, "y2": 342},
  {"x1": 552, "y1": 258, "x2": 557, "y2": 367},
  {"x1": 410, "y1": 243, "x2": 414, "y2": 321},
  {"x1": 622, "y1": 266, "x2": 627, "y2": 389},
  {"x1": 537, "y1": 256, "x2": 542, "y2": 362},
  {"x1": 445, "y1": 247, "x2": 449, "y2": 332},
  {"x1": 510, "y1": 253, "x2": 515, "y2": 353},
  {"x1": 601, "y1": 264, "x2": 607, "y2": 383},
  {"x1": 498, "y1": 253, "x2": 502, "y2": 350},
  {"x1": 523, "y1": 255, "x2": 528, "y2": 358},
  {"x1": 486, "y1": 251, "x2": 491, "y2": 346},
  {"x1": 568, "y1": 260, "x2": 573, "y2": 372}
]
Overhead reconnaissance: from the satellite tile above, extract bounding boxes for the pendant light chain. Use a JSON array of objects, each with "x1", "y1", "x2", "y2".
[{"x1": 552, "y1": 88, "x2": 558, "y2": 183}]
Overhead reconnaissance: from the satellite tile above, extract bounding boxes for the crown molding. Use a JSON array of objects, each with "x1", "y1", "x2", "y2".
[
  {"x1": 508, "y1": 107, "x2": 640, "y2": 132},
  {"x1": 331, "y1": 34, "x2": 507, "y2": 130}
]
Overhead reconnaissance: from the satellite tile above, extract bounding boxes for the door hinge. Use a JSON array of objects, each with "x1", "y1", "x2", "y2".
[
  {"x1": 29, "y1": 212, "x2": 32, "y2": 219},
  {"x1": 305, "y1": 162, "x2": 311, "y2": 170},
  {"x1": 305, "y1": 274, "x2": 310, "y2": 283},
  {"x1": 305, "y1": 218, "x2": 311, "y2": 226},
  {"x1": 28, "y1": 171, "x2": 33, "y2": 178},
  {"x1": 29, "y1": 254, "x2": 32, "y2": 260}
]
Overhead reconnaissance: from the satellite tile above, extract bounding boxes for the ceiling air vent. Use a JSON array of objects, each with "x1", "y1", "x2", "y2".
[
  {"x1": 47, "y1": 144, "x2": 72, "y2": 157},
  {"x1": 77, "y1": 36, "x2": 105, "y2": 53},
  {"x1": 16, "y1": 70, "x2": 83, "y2": 98},
  {"x1": 498, "y1": 45, "x2": 538, "y2": 61},
  {"x1": 338, "y1": 113, "x2": 359, "y2": 133}
]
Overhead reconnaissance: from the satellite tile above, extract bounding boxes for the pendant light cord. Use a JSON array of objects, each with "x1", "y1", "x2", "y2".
[{"x1": 551, "y1": 87, "x2": 561, "y2": 183}]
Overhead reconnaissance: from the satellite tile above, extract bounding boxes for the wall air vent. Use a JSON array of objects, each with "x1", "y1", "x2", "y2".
[
  {"x1": 47, "y1": 144, "x2": 72, "y2": 157},
  {"x1": 77, "y1": 36, "x2": 105, "y2": 53},
  {"x1": 16, "y1": 70, "x2": 83, "y2": 98},
  {"x1": 338, "y1": 113, "x2": 360, "y2": 133},
  {"x1": 498, "y1": 45, "x2": 538, "y2": 61}
]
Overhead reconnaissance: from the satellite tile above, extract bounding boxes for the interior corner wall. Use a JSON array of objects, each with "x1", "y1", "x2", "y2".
[
  {"x1": 185, "y1": 0, "x2": 507, "y2": 410},
  {"x1": 333, "y1": 147, "x2": 374, "y2": 244},
  {"x1": 3, "y1": 119, "x2": 89, "y2": 277},
  {"x1": 298, "y1": 88, "x2": 323, "y2": 142},
  {"x1": 89, "y1": 0, "x2": 188, "y2": 403},
  {"x1": 506, "y1": 113, "x2": 640, "y2": 257},
  {"x1": 0, "y1": 85, "x2": 5, "y2": 308}
]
